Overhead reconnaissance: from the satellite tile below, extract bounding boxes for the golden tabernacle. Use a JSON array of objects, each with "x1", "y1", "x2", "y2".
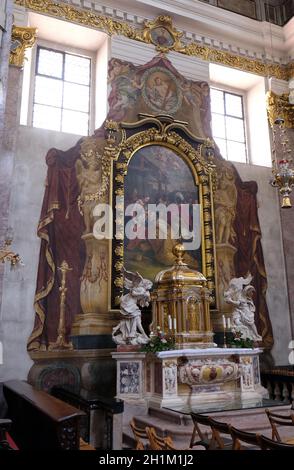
[{"x1": 151, "y1": 243, "x2": 215, "y2": 349}]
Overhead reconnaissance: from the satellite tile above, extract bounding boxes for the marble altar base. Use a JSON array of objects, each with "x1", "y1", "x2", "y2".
[{"x1": 112, "y1": 348, "x2": 267, "y2": 408}]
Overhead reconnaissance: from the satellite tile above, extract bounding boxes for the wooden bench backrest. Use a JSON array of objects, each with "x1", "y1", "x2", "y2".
[{"x1": 3, "y1": 380, "x2": 85, "y2": 450}]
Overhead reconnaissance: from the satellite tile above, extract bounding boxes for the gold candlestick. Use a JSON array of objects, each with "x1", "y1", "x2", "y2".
[
  {"x1": 49, "y1": 261, "x2": 73, "y2": 351},
  {"x1": 0, "y1": 228, "x2": 23, "y2": 268}
]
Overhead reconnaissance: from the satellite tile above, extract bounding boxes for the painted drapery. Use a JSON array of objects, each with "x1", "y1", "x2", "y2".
[
  {"x1": 233, "y1": 176, "x2": 273, "y2": 349},
  {"x1": 28, "y1": 54, "x2": 273, "y2": 350},
  {"x1": 28, "y1": 145, "x2": 85, "y2": 350}
]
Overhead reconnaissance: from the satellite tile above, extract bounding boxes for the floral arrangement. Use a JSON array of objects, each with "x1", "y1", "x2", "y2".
[
  {"x1": 141, "y1": 327, "x2": 176, "y2": 353},
  {"x1": 227, "y1": 329, "x2": 254, "y2": 349}
]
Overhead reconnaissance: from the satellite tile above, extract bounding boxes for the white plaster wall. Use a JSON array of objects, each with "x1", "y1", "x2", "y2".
[
  {"x1": 111, "y1": 36, "x2": 210, "y2": 82},
  {"x1": 234, "y1": 162, "x2": 291, "y2": 365},
  {"x1": 0, "y1": 126, "x2": 82, "y2": 382},
  {"x1": 95, "y1": 37, "x2": 110, "y2": 129},
  {"x1": 247, "y1": 78, "x2": 271, "y2": 167}
]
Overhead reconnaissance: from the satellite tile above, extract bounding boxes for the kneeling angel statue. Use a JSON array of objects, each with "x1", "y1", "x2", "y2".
[
  {"x1": 112, "y1": 268, "x2": 152, "y2": 346},
  {"x1": 224, "y1": 273, "x2": 262, "y2": 342}
]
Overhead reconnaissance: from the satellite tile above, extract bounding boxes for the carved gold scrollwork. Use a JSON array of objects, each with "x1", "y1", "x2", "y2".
[
  {"x1": 10, "y1": 25, "x2": 37, "y2": 67},
  {"x1": 115, "y1": 245, "x2": 123, "y2": 257},
  {"x1": 266, "y1": 91, "x2": 294, "y2": 129},
  {"x1": 14, "y1": 0, "x2": 293, "y2": 80},
  {"x1": 76, "y1": 149, "x2": 107, "y2": 205},
  {"x1": 142, "y1": 16, "x2": 183, "y2": 54},
  {"x1": 287, "y1": 62, "x2": 294, "y2": 80},
  {"x1": 114, "y1": 276, "x2": 124, "y2": 288}
]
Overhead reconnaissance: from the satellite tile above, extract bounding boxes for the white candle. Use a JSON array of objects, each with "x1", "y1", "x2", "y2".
[
  {"x1": 173, "y1": 317, "x2": 177, "y2": 331},
  {"x1": 227, "y1": 318, "x2": 231, "y2": 329},
  {"x1": 222, "y1": 315, "x2": 226, "y2": 329},
  {"x1": 168, "y1": 315, "x2": 172, "y2": 330}
]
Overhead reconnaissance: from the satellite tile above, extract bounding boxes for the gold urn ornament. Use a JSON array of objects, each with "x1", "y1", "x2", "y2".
[{"x1": 151, "y1": 243, "x2": 215, "y2": 349}]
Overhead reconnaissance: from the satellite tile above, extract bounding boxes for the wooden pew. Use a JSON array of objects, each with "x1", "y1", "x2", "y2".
[
  {"x1": 0, "y1": 419, "x2": 14, "y2": 450},
  {"x1": 3, "y1": 380, "x2": 86, "y2": 450}
]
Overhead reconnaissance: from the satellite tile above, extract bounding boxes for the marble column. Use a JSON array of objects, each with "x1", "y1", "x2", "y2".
[
  {"x1": 0, "y1": 66, "x2": 24, "y2": 319},
  {"x1": 0, "y1": 1, "x2": 14, "y2": 317}
]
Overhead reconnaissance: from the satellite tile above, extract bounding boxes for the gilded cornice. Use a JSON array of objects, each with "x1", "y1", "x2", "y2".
[
  {"x1": 266, "y1": 91, "x2": 294, "y2": 129},
  {"x1": 10, "y1": 24, "x2": 37, "y2": 67},
  {"x1": 14, "y1": 0, "x2": 293, "y2": 80},
  {"x1": 287, "y1": 62, "x2": 294, "y2": 80}
]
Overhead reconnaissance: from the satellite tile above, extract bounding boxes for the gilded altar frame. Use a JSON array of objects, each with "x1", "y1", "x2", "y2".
[{"x1": 106, "y1": 114, "x2": 218, "y2": 311}]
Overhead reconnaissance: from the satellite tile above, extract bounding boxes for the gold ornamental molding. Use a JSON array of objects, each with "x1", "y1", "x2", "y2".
[
  {"x1": 10, "y1": 25, "x2": 37, "y2": 67},
  {"x1": 14, "y1": 0, "x2": 294, "y2": 80},
  {"x1": 142, "y1": 15, "x2": 183, "y2": 54},
  {"x1": 266, "y1": 91, "x2": 294, "y2": 129}
]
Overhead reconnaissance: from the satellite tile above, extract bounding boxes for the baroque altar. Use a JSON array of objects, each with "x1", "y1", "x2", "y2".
[
  {"x1": 112, "y1": 244, "x2": 267, "y2": 407},
  {"x1": 112, "y1": 348, "x2": 265, "y2": 407}
]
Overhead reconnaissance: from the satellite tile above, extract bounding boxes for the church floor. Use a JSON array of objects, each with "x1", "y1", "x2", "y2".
[{"x1": 122, "y1": 401, "x2": 294, "y2": 449}]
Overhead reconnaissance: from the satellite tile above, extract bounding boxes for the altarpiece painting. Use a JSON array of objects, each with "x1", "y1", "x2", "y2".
[{"x1": 124, "y1": 145, "x2": 201, "y2": 282}]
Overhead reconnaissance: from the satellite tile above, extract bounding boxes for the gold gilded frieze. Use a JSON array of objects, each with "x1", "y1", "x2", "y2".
[{"x1": 14, "y1": 0, "x2": 292, "y2": 80}]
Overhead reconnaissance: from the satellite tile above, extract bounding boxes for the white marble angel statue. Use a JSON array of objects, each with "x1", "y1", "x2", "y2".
[
  {"x1": 112, "y1": 268, "x2": 153, "y2": 346},
  {"x1": 224, "y1": 273, "x2": 262, "y2": 342}
]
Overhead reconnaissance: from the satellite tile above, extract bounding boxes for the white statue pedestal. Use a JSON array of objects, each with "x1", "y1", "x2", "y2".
[{"x1": 112, "y1": 348, "x2": 267, "y2": 408}]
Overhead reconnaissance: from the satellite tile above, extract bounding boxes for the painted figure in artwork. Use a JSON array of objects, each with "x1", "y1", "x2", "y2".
[
  {"x1": 151, "y1": 27, "x2": 174, "y2": 48},
  {"x1": 224, "y1": 273, "x2": 262, "y2": 342},
  {"x1": 124, "y1": 145, "x2": 201, "y2": 281},
  {"x1": 214, "y1": 170, "x2": 237, "y2": 245},
  {"x1": 108, "y1": 59, "x2": 141, "y2": 121},
  {"x1": 112, "y1": 269, "x2": 152, "y2": 345},
  {"x1": 76, "y1": 150, "x2": 101, "y2": 234},
  {"x1": 146, "y1": 74, "x2": 178, "y2": 112}
]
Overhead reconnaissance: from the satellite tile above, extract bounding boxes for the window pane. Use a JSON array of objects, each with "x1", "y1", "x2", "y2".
[
  {"x1": 225, "y1": 116, "x2": 245, "y2": 142},
  {"x1": 225, "y1": 93, "x2": 243, "y2": 118},
  {"x1": 33, "y1": 104, "x2": 61, "y2": 131},
  {"x1": 210, "y1": 89, "x2": 224, "y2": 114},
  {"x1": 227, "y1": 141, "x2": 247, "y2": 163},
  {"x1": 211, "y1": 113, "x2": 226, "y2": 138},
  {"x1": 37, "y1": 48, "x2": 63, "y2": 78},
  {"x1": 214, "y1": 138, "x2": 227, "y2": 159},
  {"x1": 62, "y1": 109, "x2": 89, "y2": 135},
  {"x1": 34, "y1": 76, "x2": 63, "y2": 107},
  {"x1": 63, "y1": 82, "x2": 89, "y2": 112},
  {"x1": 64, "y1": 54, "x2": 90, "y2": 85}
]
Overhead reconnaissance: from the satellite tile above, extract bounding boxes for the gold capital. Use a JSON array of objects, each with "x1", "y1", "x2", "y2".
[
  {"x1": 266, "y1": 91, "x2": 294, "y2": 129},
  {"x1": 10, "y1": 25, "x2": 37, "y2": 68}
]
